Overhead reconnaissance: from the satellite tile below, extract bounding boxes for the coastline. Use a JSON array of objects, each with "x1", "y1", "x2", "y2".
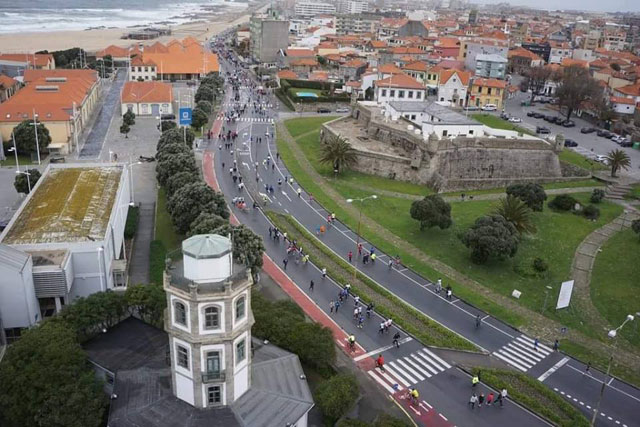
[{"x1": 0, "y1": 3, "x2": 264, "y2": 53}]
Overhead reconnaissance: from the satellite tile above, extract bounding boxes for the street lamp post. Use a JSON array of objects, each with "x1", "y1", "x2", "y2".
[
  {"x1": 590, "y1": 314, "x2": 635, "y2": 426},
  {"x1": 9, "y1": 132, "x2": 20, "y2": 173},
  {"x1": 30, "y1": 110, "x2": 41, "y2": 165},
  {"x1": 346, "y1": 195, "x2": 377, "y2": 282},
  {"x1": 15, "y1": 170, "x2": 32, "y2": 193},
  {"x1": 542, "y1": 285, "x2": 553, "y2": 313},
  {"x1": 127, "y1": 158, "x2": 143, "y2": 205}
]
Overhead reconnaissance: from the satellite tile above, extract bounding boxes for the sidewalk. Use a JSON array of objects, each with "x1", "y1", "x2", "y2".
[{"x1": 128, "y1": 202, "x2": 155, "y2": 285}]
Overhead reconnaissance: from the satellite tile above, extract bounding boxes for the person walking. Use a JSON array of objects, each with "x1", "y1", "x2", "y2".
[
  {"x1": 388, "y1": 259, "x2": 393, "y2": 270},
  {"x1": 436, "y1": 278, "x2": 442, "y2": 294},
  {"x1": 282, "y1": 258, "x2": 288, "y2": 270},
  {"x1": 478, "y1": 393, "x2": 485, "y2": 408},
  {"x1": 469, "y1": 393, "x2": 478, "y2": 409},
  {"x1": 321, "y1": 268, "x2": 327, "y2": 279},
  {"x1": 329, "y1": 300, "x2": 334, "y2": 313},
  {"x1": 370, "y1": 253, "x2": 377, "y2": 263},
  {"x1": 393, "y1": 332, "x2": 401, "y2": 348},
  {"x1": 553, "y1": 339, "x2": 559, "y2": 351},
  {"x1": 584, "y1": 361, "x2": 591, "y2": 376},
  {"x1": 357, "y1": 243, "x2": 363, "y2": 256},
  {"x1": 475, "y1": 314, "x2": 481, "y2": 329},
  {"x1": 498, "y1": 388, "x2": 507, "y2": 407},
  {"x1": 309, "y1": 280, "x2": 314, "y2": 292},
  {"x1": 533, "y1": 338, "x2": 539, "y2": 352},
  {"x1": 353, "y1": 307, "x2": 359, "y2": 320},
  {"x1": 376, "y1": 354, "x2": 385, "y2": 373},
  {"x1": 446, "y1": 286, "x2": 452, "y2": 300},
  {"x1": 358, "y1": 314, "x2": 364, "y2": 329},
  {"x1": 348, "y1": 251, "x2": 353, "y2": 263},
  {"x1": 334, "y1": 300, "x2": 340, "y2": 313},
  {"x1": 297, "y1": 188, "x2": 302, "y2": 198},
  {"x1": 471, "y1": 374, "x2": 479, "y2": 388},
  {"x1": 385, "y1": 318, "x2": 393, "y2": 332},
  {"x1": 486, "y1": 392, "x2": 494, "y2": 405},
  {"x1": 354, "y1": 296, "x2": 360, "y2": 306},
  {"x1": 366, "y1": 302, "x2": 374, "y2": 318},
  {"x1": 379, "y1": 322, "x2": 385, "y2": 334}
]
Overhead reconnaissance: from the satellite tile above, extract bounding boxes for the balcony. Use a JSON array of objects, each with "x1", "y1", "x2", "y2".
[{"x1": 202, "y1": 370, "x2": 225, "y2": 383}]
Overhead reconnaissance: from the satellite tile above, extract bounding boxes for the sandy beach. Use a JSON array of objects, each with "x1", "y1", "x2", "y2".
[{"x1": 0, "y1": 3, "x2": 264, "y2": 53}]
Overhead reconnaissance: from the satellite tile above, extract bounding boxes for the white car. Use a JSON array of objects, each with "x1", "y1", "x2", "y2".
[
  {"x1": 481, "y1": 104, "x2": 497, "y2": 111},
  {"x1": 595, "y1": 154, "x2": 609, "y2": 165},
  {"x1": 335, "y1": 107, "x2": 351, "y2": 113},
  {"x1": 508, "y1": 117, "x2": 522, "y2": 123}
]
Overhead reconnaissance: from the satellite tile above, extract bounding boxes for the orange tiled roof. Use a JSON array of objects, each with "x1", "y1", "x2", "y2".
[
  {"x1": 277, "y1": 70, "x2": 298, "y2": 79},
  {"x1": 472, "y1": 77, "x2": 506, "y2": 89},
  {"x1": 437, "y1": 37, "x2": 460, "y2": 48},
  {"x1": 286, "y1": 48, "x2": 315, "y2": 57},
  {"x1": 508, "y1": 47, "x2": 542, "y2": 61},
  {"x1": 95, "y1": 45, "x2": 130, "y2": 59},
  {"x1": 0, "y1": 69, "x2": 98, "y2": 122},
  {"x1": 402, "y1": 61, "x2": 429, "y2": 72},
  {"x1": 561, "y1": 58, "x2": 589, "y2": 68},
  {"x1": 616, "y1": 84, "x2": 640, "y2": 97},
  {"x1": 290, "y1": 58, "x2": 319, "y2": 67},
  {"x1": 309, "y1": 71, "x2": 329, "y2": 82},
  {"x1": 378, "y1": 63, "x2": 404, "y2": 75},
  {"x1": 121, "y1": 81, "x2": 172, "y2": 103},
  {"x1": 375, "y1": 73, "x2": 424, "y2": 89},
  {"x1": 343, "y1": 59, "x2": 366, "y2": 68},
  {"x1": 369, "y1": 40, "x2": 388, "y2": 48},
  {"x1": 389, "y1": 46, "x2": 423, "y2": 55},
  {"x1": 0, "y1": 74, "x2": 18, "y2": 88},
  {"x1": 131, "y1": 56, "x2": 156, "y2": 67},
  {"x1": 610, "y1": 96, "x2": 635, "y2": 105},
  {"x1": 0, "y1": 53, "x2": 53, "y2": 67},
  {"x1": 140, "y1": 39, "x2": 218, "y2": 74},
  {"x1": 439, "y1": 69, "x2": 471, "y2": 86},
  {"x1": 380, "y1": 18, "x2": 409, "y2": 28}
]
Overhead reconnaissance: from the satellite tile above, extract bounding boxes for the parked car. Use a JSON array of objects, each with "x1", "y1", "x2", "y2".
[
  {"x1": 508, "y1": 117, "x2": 522, "y2": 123},
  {"x1": 597, "y1": 129, "x2": 611, "y2": 138},
  {"x1": 544, "y1": 115, "x2": 554, "y2": 122},
  {"x1": 527, "y1": 111, "x2": 536, "y2": 117},
  {"x1": 482, "y1": 104, "x2": 498, "y2": 111},
  {"x1": 317, "y1": 107, "x2": 331, "y2": 113},
  {"x1": 533, "y1": 112, "x2": 545, "y2": 119},
  {"x1": 335, "y1": 107, "x2": 350, "y2": 113},
  {"x1": 564, "y1": 139, "x2": 578, "y2": 147},
  {"x1": 536, "y1": 126, "x2": 550, "y2": 134},
  {"x1": 621, "y1": 139, "x2": 633, "y2": 148},
  {"x1": 581, "y1": 127, "x2": 596, "y2": 134},
  {"x1": 562, "y1": 120, "x2": 576, "y2": 127},
  {"x1": 595, "y1": 154, "x2": 609, "y2": 164}
]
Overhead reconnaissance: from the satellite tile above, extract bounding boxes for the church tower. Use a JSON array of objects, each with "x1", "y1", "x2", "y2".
[{"x1": 164, "y1": 234, "x2": 254, "y2": 408}]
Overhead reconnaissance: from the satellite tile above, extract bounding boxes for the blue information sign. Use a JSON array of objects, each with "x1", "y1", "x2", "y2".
[{"x1": 179, "y1": 107, "x2": 192, "y2": 125}]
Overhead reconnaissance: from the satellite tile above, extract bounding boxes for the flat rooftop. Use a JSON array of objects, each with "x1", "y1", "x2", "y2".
[{"x1": 2, "y1": 166, "x2": 122, "y2": 245}]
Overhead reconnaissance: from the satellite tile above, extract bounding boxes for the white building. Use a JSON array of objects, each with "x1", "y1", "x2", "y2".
[
  {"x1": 336, "y1": 0, "x2": 369, "y2": 14},
  {"x1": 385, "y1": 101, "x2": 483, "y2": 138},
  {"x1": 129, "y1": 56, "x2": 158, "y2": 81},
  {"x1": 294, "y1": 1, "x2": 336, "y2": 18},
  {"x1": 374, "y1": 73, "x2": 426, "y2": 104},
  {"x1": 0, "y1": 164, "x2": 131, "y2": 340},
  {"x1": 549, "y1": 45, "x2": 573, "y2": 64},
  {"x1": 120, "y1": 81, "x2": 173, "y2": 116},
  {"x1": 437, "y1": 69, "x2": 470, "y2": 108}
]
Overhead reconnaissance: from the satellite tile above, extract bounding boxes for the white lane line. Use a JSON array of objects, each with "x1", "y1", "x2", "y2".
[
  {"x1": 608, "y1": 377, "x2": 614, "y2": 385},
  {"x1": 500, "y1": 346, "x2": 536, "y2": 367},
  {"x1": 409, "y1": 353, "x2": 439, "y2": 375},
  {"x1": 538, "y1": 357, "x2": 568, "y2": 382},
  {"x1": 403, "y1": 357, "x2": 430, "y2": 380},
  {"x1": 353, "y1": 337, "x2": 413, "y2": 361},
  {"x1": 510, "y1": 340, "x2": 547, "y2": 360},
  {"x1": 415, "y1": 351, "x2": 445, "y2": 373},
  {"x1": 284, "y1": 208, "x2": 289, "y2": 214},
  {"x1": 565, "y1": 364, "x2": 640, "y2": 404},
  {"x1": 367, "y1": 370, "x2": 395, "y2": 394},
  {"x1": 517, "y1": 335, "x2": 553, "y2": 353},
  {"x1": 385, "y1": 363, "x2": 412, "y2": 387},
  {"x1": 439, "y1": 414, "x2": 448, "y2": 421},
  {"x1": 390, "y1": 360, "x2": 418, "y2": 384},
  {"x1": 451, "y1": 299, "x2": 460, "y2": 304},
  {"x1": 493, "y1": 351, "x2": 528, "y2": 372},
  {"x1": 422, "y1": 400, "x2": 432, "y2": 409},
  {"x1": 281, "y1": 190, "x2": 292, "y2": 202},
  {"x1": 481, "y1": 314, "x2": 490, "y2": 321},
  {"x1": 421, "y1": 347, "x2": 452, "y2": 369}
]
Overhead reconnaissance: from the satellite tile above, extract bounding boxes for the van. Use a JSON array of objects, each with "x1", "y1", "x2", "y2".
[{"x1": 481, "y1": 104, "x2": 497, "y2": 111}]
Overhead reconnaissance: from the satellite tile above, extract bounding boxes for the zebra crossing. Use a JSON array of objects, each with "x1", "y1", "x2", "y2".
[
  {"x1": 492, "y1": 335, "x2": 553, "y2": 372},
  {"x1": 367, "y1": 348, "x2": 452, "y2": 394},
  {"x1": 223, "y1": 103, "x2": 274, "y2": 108},
  {"x1": 215, "y1": 115, "x2": 274, "y2": 123}
]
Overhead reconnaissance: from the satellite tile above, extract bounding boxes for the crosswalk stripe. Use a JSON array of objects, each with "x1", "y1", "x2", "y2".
[
  {"x1": 493, "y1": 351, "x2": 529, "y2": 372},
  {"x1": 415, "y1": 351, "x2": 445, "y2": 373},
  {"x1": 388, "y1": 362, "x2": 416, "y2": 385},
  {"x1": 403, "y1": 357, "x2": 430, "y2": 379},
  {"x1": 421, "y1": 348, "x2": 452, "y2": 369},
  {"x1": 367, "y1": 370, "x2": 395, "y2": 394},
  {"x1": 395, "y1": 359, "x2": 424, "y2": 382},
  {"x1": 384, "y1": 365, "x2": 410, "y2": 387},
  {"x1": 508, "y1": 342, "x2": 546, "y2": 361},
  {"x1": 500, "y1": 347, "x2": 535, "y2": 367},
  {"x1": 379, "y1": 367, "x2": 406, "y2": 390},
  {"x1": 516, "y1": 335, "x2": 553, "y2": 353},
  {"x1": 409, "y1": 354, "x2": 439, "y2": 375}
]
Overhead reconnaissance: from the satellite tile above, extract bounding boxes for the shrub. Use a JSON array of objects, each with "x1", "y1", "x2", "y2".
[
  {"x1": 315, "y1": 374, "x2": 359, "y2": 422},
  {"x1": 462, "y1": 215, "x2": 519, "y2": 264},
  {"x1": 582, "y1": 204, "x2": 600, "y2": 220},
  {"x1": 632, "y1": 219, "x2": 640, "y2": 239},
  {"x1": 196, "y1": 100, "x2": 213, "y2": 114},
  {"x1": 149, "y1": 240, "x2": 167, "y2": 285},
  {"x1": 590, "y1": 188, "x2": 605, "y2": 203},
  {"x1": 161, "y1": 120, "x2": 177, "y2": 132},
  {"x1": 532, "y1": 257, "x2": 548, "y2": 272},
  {"x1": 548, "y1": 194, "x2": 578, "y2": 211},
  {"x1": 124, "y1": 205, "x2": 139, "y2": 239},
  {"x1": 409, "y1": 195, "x2": 452, "y2": 230},
  {"x1": 506, "y1": 183, "x2": 547, "y2": 211}
]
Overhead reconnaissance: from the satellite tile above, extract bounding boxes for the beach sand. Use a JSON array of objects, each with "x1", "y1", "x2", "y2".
[{"x1": 0, "y1": 4, "x2": 262, "y2": 53}]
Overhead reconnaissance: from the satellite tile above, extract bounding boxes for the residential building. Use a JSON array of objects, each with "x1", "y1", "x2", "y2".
[
  {"x1": 469, "y1": 78, "x2": 507, "y2": 109},
  {"x1": 374, "y1": 73, "x2": 426, "y2": 103},
  {"x1": 95, "y1": 45, "x2": 134, "y2": 65},
  {"x1": 250, "y1": 11, "x2": 290, "y2": 64},
  {"x1": 610, "y1": 96, "x2": 636, "y2": 115},
  {"x1": 0, "y1": 69, "x2": 100, "y2": 154},
  {"x1": 129, "y1": 56, "x2": 157, "y2": 81},
  {"x1": 402, "y1": 61, "x2": 429, "y2": 84},
  {"x1": 549, "y1": 43, "x2": 573, "y2": 64},
  {"x1": 335, "y1": 14, "x2": 381, "y2": 35},
  {"x1": 121, "y1": 81, "x2": 173, "y2": 116},
  {"x1": 0, "y1": 74, "x2": 20, "y2": 103},
  {"x1": 461, "y1": 39, "x2": 508, "y2": 72},
  {"x1": 508, "y1": 47, "x2": 544, "y2": 74},
  {"x1": 434, "y1": 37, "x2": 461, "y2": 58},
  {"x1": 521, "y1": 42, "x2": 551, "y2": 63},
  {"x1": 290, "y1": 58, "x2": 320, "y2": 76},
  {"x1": 584, "y1": 30, "x2": 603, "y2": 50},
  {"x1": 474, "y1": 54, "x2": 507, "y2": 79},
  {"x1": 336, "y1": 0, "x2": 368, "y2": 14},
  {"x1": 613, "y1": 83, "x2": 640, "y2": 104},
  {"x1": 278, "y1": 48, "x2": 316, "y2": 68},
  {"x1": 294, "y1": 1, "x2": 336, "y2": 18},
  {"x1": 573, "y1": 49, "x2": 597, "y2": 62},
  {"x1": 0, "y1": 164, "x2": 131, "y2": 340},
  {"x1": 0, "y1": 53, "x2": 55, "y2": 78},
  {"x1": 604, "y1": 32, "x2": 627, "y2": 52},
  {"x1": 137, "y1": 38, "x2": 219, "y2": 80},
  {"x1": 437, "y1": 69, "x2": 471, "y2": 107},
  {"x1": 340, "y1": 59, "x2": 367, "y2": 81},
  {"x1": 386, "y1": 101, "x2": 483, "y2": 138}
]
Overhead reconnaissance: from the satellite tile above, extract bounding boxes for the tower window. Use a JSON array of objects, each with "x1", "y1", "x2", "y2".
[
  {"x1": 236, "y1": 339, "x2": 246, "y2": 365},
  {"x1": 177, "y1": 345, "x2": 189, "y2": 369},
  {"x1": 235, "y1": 297, "x2": 246, "y2": 321},
  {"x1": 208, "y1": 385, "x2": 222, "y2": 405},
  {"x1": 204, "y1": 306, "x2": 220, "y2": 329},
  {"x1": 174, "y1": 301, "x2": 187, "y2": 326}
]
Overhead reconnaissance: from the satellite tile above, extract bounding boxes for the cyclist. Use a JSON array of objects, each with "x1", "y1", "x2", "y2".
[
  {"x1": 475, "y1": 314, "x2": 481, "y2": 329},
  {"x1": 376, "y1": 354, "x2": 385, "y2": 373},
  {"x1": 348, "y1": 334, "x2": 356, "y2": 352}
]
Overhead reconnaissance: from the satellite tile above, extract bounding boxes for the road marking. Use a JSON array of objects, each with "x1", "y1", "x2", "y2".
[
  {"x1": 420, "y1": 348, "x2": 452, "y2": 369},
  {"x1": 401, "y1": 357, "x2": 428, "y2": 380},
  {"x1": 242, "y1": 161, "x2": 250, "y2": 170},
  {"x1": 439, "y1": 414, "x2": 448, "y2": 421},
  {"x1": 481, "y1": 314, "x2": 490, "y2": 321},
  {"x1": 281, "y1": 191, "x2": 292, "y2": 202},
  {"x1": 451, "y1": 299, "x2": 460, "y2": 304},
  {"x1": 565, "y1": 364, "x2": 640, "y2": 403},
  {"x1": 422, "y1": 400, "x2": 432, "y2": 409},
  {"x1": 353, "y1": 337, "x2": 413, "y2": 361},
  {"x1": 367, "y1": 370, "x2": 395, "y2": 394},
  {"x1": 284, "y1": 208, "x2": 289, "y2": 214},
  {"x1": 390, "y1": 360, "x2": 418, "y2": 384},
  {"x1": 608, "y1": 377, "x2": 614, "y2": 385}
]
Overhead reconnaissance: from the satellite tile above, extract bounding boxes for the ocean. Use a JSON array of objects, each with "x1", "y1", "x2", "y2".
[{"x1": 0, "y1": 0, "x2": 247, "y2": 34}]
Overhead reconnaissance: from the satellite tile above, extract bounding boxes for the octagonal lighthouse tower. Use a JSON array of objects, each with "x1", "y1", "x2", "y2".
[{"x1": 164, "y1": 234, "x2": 254, "y2": 408}]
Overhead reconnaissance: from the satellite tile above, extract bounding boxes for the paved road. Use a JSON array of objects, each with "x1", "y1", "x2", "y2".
[
  {"x1": 503, "y1": 90, "x2": 640, "y2": 180},
  {"x1": 209, "y1": 47, "x2": 640, "y2": 427},
  {"x1": 79, "y1": 70, "x2": 127, "y2": 158},
  {"x1": 129, "y1": 202, "x2": 154, "y2": 285}
]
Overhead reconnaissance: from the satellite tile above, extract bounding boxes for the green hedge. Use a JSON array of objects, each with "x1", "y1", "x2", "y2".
[
  {"x1": 149, "y1": 240, "x2": 167, "y2": 285},
  {"x1": 281, "y1": 78, "x2": 331, "y2": 90},
  {"x1": 124, "y1": 205, "x2": 139, "y2": 239},
  {"x1": 265, "y1": 211, "x2": 478, "y2": 352},
  {"x1": 471, "y1": 368, "x2": 589, "y2": 427},
  {"x1": 275, "y1": 88, "x2": 295, "y2": 111},
  {"x1": 315, "y1": 374, "x2": 359, "y2": 422}
]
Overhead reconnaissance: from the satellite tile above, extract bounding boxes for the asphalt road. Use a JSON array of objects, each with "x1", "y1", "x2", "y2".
[{"x1": 209, "y1": 48, "x2": 640, "y2": 427}]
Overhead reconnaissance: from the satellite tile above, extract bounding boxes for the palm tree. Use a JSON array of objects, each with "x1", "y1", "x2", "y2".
[
  {"x1": 493, "y1": 195, "x2": 536, "y2": 235},
  {"x1": 319, "y1": 134, "x2": 358, "y2": 175},
  {"x1": 606, "y1": 149, "x2": 631, "y2": 177}
]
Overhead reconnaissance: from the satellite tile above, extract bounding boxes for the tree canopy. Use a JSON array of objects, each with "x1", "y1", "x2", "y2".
[
  {"x1": 506, "y1": 183, "x2": 546, "y2": 212},
  {"x1": 195, "y1": 85, "x2": 215, "y2": 104},
  {"x1": 191, "y1": 107, "x2": 208, "y2": 129},
  {"x1": 156, "y1": 152, "x2": 197, "y2": 187},
  {"x1": 196, "y1": 100, "x2": 213, "y2": 114},
  {"x1": 188, "y1": 212, "x2": 227, "y2": 236},
  {"x1": 315, "y1": 374, "x2": 359, "y2": 421},
  {"x1": 12, "y1": 119, "x2": 51, "y2": 155},
  {"x1": 462, "y1": 215, "x2": 519, "y2": 264},
  {"x1": 606, "y1": 149, "x2": 631, "y2": 177},
  {"x1": 409, "y1": 195, "x2": 452, "y2": 230},
  {"x1": 123, "y1": 110, "x2": 136, "y2": 126},
  {"x1": 13, "y1": 168, "x2": 41, "y2": 194},
  {"x1": 211, "y1": 224, "x2": 265, "y2": 274},
  {"x1": 165, "y1": 170, "x2": 199, "y2": 196},
  {"x1": 524, "y1": 66, "x2": 553, "y2": 102},
  {"x1": 319, "y1": 134, "x2": 358, "y2": 174},
  {"x1": 493, "y1": 195, "x2": 536, "y2": 235},
  {"x1": 555, "y1": 65, "x2": 602, "y2": 121},
  {"x1": 156, "y1": 141, "x2": 191, "y2": 163},
  {"x1": 167, "y1": 182, "x2": 228, "y2": 234}
]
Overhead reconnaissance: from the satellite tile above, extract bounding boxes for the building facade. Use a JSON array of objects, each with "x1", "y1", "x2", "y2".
[
  {"x1": 294, "y1": 1, "x2": 336, "y2": 18},
  {"x1": 469, "y1": 78, "x2": 506, "y2": 109},
  {"x1": 335, "y1": 14, "x2": 380, "y2": 35},
  {"x1": 437, "y1": 70, "x2": 470, "y2": 107},
  {"x1": 337, "y1": 0, "x2": 368, "y2": 14},
  {"x1": 474, "y1": 54, "x2": 507, "y2": 79},
  {"x1": 250, "y1": 12, "x2": 290, "y2": 64}
]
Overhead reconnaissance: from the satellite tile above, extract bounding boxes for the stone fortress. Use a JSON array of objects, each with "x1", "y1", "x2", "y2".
[{"x1": 321, "y1": 101, "x2": 589, "y2": 191}]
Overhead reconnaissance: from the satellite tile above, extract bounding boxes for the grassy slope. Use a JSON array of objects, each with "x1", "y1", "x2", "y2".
[
  {"x1": 155, "y1": 187, "x2": 183, "y2": 252},
  {"x1": 472, "y1": 113, "x2": 534, "y2": 135},
  {"x1": 558, "y1": 149, "x2": 608, "y2": 171}
]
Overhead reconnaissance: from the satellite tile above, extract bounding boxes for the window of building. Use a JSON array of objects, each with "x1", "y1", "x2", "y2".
[
  {"x1": 389, "y1": 90, "x2": 395, "y2": 97},
  {"x1": 442, "y1": 130, "x2": 448, "y2": 136},
  {"x1": 144, "y1": 67, "x2": 148, "y2": 72},
  {"x1": 496, "y1": 89, "x2": 501, "y2": 96},
  {"x1": 235, "y1": 297, "x2": 246, "y2": 321},
  {"x1": 177, "y1": 345, "x2": 189, "y2": 369},
  {"x1": 204, "y1": 306, "x2": 219, "y2": 329},
  {"x1": 174, "y1": 301, "x2": 187, "y2": 326},
  {"x1": 408, "y1": 91, "x2": 413, "y2": 99},
  {"x1": 207, "y1": 385, "x2": 222, "y2": 405},
  {"x1": 138, "y1": 67, "x2": 142, "y2": 72},
  {"x1": 487, "y1": 88, "x2": 492, "y2": 95},
  {"x1": 469, "y1": 130, "x2": 474, "y2": 135},
  {"x1": 206, "y1": 351, "x2": 221, "y2": 374},
  {"x1": 416, "y1": 92, "x2": 422, "y2": 99},
  {"x1": 398, "y1": 90, "x2": 404, "y2": 98},
  {"x1": 236, "y1": 339, "x2": 246, "y2": 365},
  {"x1": 381, "y1": 89, "x2": 387, "y2": 97}
]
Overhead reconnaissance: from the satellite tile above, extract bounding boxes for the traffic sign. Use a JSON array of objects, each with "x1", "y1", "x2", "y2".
[{"x1": 179, "y1": 107, "x2": 192, "y2": 125}]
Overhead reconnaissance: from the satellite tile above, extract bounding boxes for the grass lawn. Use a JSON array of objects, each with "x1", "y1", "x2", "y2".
[
  {"x1": 625, "y1": 183, "x2": 640, "y2": 200},
  {"x1": 440, "y1": 179, "x2": 604, "y2": 198},
  {"x1": 558, "y1": 149, "x2": 608, "y2": 171},
  {"x1": 591, "y1": 228, "x2": 640, "y2": 349},
  {"x1": 285, "y1": 116, "x2": 338, "y2": 138},
  {"x1": 155, "y1": 187, "x2": 184, "y2": 252},
  {"x1": 1, "y1": 154, "x2": 35, "y2": 167},
  {"x1": 472, "y1": 113, "x2": 534, "y2": 135}
]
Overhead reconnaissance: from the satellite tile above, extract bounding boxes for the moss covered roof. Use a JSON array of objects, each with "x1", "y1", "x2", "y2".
[{"x1": 3, "y1": 167, "x2": 122, "y2": 244}]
